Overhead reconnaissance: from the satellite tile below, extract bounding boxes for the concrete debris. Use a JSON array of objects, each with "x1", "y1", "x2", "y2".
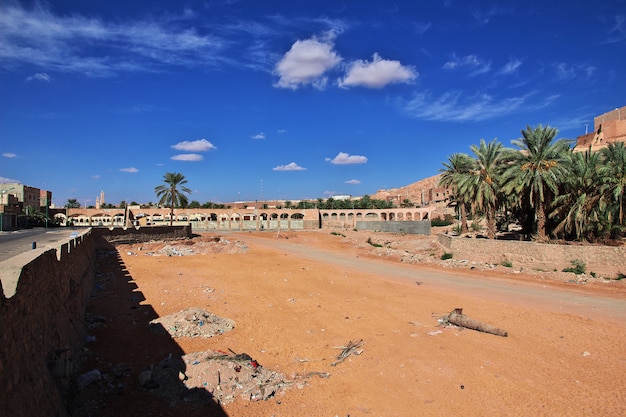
[
  {"x1": 148, "y1": 307, "x2": 235, "y2": 338},
  {"x1": 147, "y1": 350, "x2": 295, "y2": 406}
]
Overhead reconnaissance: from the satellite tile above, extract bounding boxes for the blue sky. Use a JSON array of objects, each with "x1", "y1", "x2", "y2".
[{"x1": 1, "y1": 0, "x2": 625, "y2": 206}]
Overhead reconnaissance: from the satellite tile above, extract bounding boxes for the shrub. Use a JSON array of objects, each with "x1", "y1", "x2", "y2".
[
  {"x1": 330, "y1": 231, "x2": 346, "y2": 237},
  {"x1": 367, "y1": 237, "x2": 382, "y2": 248},
  {"x1": 452, "y1": 224, "x2": 462, "y2": 235},
  {"x1": 431, "y1": 217, "x2": 453, "y2": 227},
  {"x1": 440, "y1": 252, "x2": 453, "y2": 260},
  {"x1": 501, "y1": 260, "x2": 513, "y2": 268},
  {"x1": 562, "y1": 259, "x2": 586, "y2": 275}
]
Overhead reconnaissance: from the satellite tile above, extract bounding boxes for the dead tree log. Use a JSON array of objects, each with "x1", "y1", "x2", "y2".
[{"x1": 440, "y1": 308, "x2": 508, "y2": 337}]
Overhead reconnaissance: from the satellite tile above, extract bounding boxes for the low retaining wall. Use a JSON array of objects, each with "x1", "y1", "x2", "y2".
[
  {"x1": 0, "y1": 225, "x2": 192, "y2": 417},
  {"x1": 356, "y1": 220, "x2": 431, "y2": 235},
  {"x1": 437, "y1": 234, "x2": 626, "y2": 278},
  {"x1": 92, "y1": 224, "x2": 193, "y2": 242}
]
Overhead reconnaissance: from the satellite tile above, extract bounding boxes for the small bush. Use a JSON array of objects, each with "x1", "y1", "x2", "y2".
[
  {"x1": 440, "y1": 252, "x2": 453, "y2": 260},
  {"x1": 562, "y1": 259, "x2": 586, "y2": 275},
  {"x1": 452, "y1": 224, "x2": 462, "y2": 235},
  {"x1": 470, "y1": 221, "x2": 481, "y2": 232},
  {"x1": 367, "y1": 237, "x2": 382, "y2": 248},
  {"x1": 431, "y1": 217, "x2": 453, "y2": 227},
  {"x1": 501, "y1": 260, "x2": 513, "y2": 268},
  {"x1": 330, "y1": 232, "x2": 346, "y2": 237},
  {"x1": 614, "y1": 273, "x2": 626, "y2": 281}
]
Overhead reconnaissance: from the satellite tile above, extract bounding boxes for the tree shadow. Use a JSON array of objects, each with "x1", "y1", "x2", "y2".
[{"x1": 71, "y1": 239, "x2": 229, "y2": 417}]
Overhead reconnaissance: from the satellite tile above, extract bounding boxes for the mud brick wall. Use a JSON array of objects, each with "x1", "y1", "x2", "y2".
[
  {"x1": 0, "y1": 231, "x2": 99, "y2": 417},
  {"x1": 437, "y1": 234, "x2": 626, "y2": 278},
  {"x1": 0, "y1": 225, "x2": 192, "y2": 417},
  {"x1": 92, "y1": 224, "x2": 193, "y2": 243}
]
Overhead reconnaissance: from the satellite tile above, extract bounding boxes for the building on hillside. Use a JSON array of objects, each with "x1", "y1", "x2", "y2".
[{"x1": 575, "y1": 105, "x2": 626, "y2": 152}]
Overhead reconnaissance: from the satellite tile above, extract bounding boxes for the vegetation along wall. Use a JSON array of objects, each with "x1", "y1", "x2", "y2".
[{"x1": 437, "y1": 234, "x2": 626, "y2": 278}]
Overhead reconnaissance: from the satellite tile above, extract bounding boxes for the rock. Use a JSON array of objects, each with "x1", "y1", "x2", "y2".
[
  {"x1": 138, "y1": 369, "x2": 152, "y2": 387},
  {"x1": 77, "y1": 369, "x2": 102, "y2": 388}
]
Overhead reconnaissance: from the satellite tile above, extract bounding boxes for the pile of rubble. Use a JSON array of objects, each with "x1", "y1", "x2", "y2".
[
  {"x1": 144, "y1": 349, "x2": 296, "y2": 406},
  {"x1": 120, "y1": 235, "x2": 249, "y2": 257},
  {"x1": 148, "y1": 307, "x2": 234, "y2": 339}
]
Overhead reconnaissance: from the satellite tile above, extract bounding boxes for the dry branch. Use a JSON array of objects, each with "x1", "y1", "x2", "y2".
[
  {"x1": 331, "y1": 339, "x2": 364, "y2": 366},
  {"x1": 440, "y1": 308, "x2": 508, "y2": 337}
]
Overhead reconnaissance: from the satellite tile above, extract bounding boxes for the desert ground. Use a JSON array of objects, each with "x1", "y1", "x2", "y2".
[{"x1": 74, "y1": 229, "x2": 626, "y2": 417}]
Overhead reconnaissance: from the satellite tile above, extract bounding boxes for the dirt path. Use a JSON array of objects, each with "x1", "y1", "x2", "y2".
[
  {"x1": 76, "y1": 230, "x2": 626, "y2": 417},
  {"x1": 237, "y1": 232, "x2": 626, "y2": 322}
]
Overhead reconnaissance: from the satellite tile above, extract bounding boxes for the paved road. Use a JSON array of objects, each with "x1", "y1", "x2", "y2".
[{"x1": 0, "y1": 228, "x2": 76, "y2": 262}]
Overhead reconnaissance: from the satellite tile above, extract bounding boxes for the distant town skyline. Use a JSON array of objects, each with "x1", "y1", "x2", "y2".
[{"x1": 1, "y1": 1, "x2": 625, "y2": 205}]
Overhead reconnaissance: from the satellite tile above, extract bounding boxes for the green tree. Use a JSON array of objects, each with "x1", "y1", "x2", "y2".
[
  {"x1": 439, "y1": 153, "x2": 474, "y2": 234},
  {"x1": 550, "y1": 148, "x2": 603, "y2": 241},
  {"x1": 460, "y1": 139, "x2": 506, "y2": 239},
  {"x1": 599, "y1": 141, "x2": 626, "y2": 227},
  {"x1": 502, "y1": 125, "x2": 572, "y2": 240},
  {"x1": 154, "y1": 172, "x2": 192, "y2": 226},
  {"x1": 358, "y1": 195, "x2": 372, "y2": 209},
  {"x1": 65, "y1": 198, "x2": 80, "y2": 208}
]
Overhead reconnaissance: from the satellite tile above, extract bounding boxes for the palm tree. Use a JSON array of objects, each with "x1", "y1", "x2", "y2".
[
  {"x1": 550, "y1": 148, "x2": 603, "y2": 241},
  {"x1": 598, "y1": 141, "x2": 626, "y2": 227},
  {"x1": 439, "y1": 153, "x2": 474, "y2": 234},
  {"x1": 460, "y1": 139, "x2": 506, "y2": 239},
  {"x1": 65, "y1": 198, "x2": 80, "y2": 208},
  {"x1": 502, "y1": 125, "x2": 572, "y2": 240},
  {"x1": 154, "y1": 172, "x2": 192, "y2": 226}
]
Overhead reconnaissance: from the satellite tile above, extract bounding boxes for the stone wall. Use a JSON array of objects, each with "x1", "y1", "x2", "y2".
[
  {"x1": 437, "y1": 234, "x2": 626, "y2": 278},
  {"x1": 356, "y1": 220, "x2": 431, "y2": 235},
  {"x1": 0, "y1": 225, "x2": 193, "y2": 417}
]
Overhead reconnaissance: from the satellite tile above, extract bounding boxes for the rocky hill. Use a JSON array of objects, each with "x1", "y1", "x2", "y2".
[{"x1": 371, "y1": 174, "x2": 448, "y2": 206}]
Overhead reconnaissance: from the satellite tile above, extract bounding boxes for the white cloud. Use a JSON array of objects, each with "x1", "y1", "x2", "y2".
[
  {"x1": 171, "y1": 153, "x2": 203, "y2": 161},
  {"x1": 171, "y1": 139, "x2": 216, "y2": 152},
  {"x1": 0, "y1": 2, "x2": 224, "y2": 77},
  {"x1": 26, "y1": 72, "x2": 50, "y2": 82},
  {"x1": 603, "y1": 15, "x2": 626, "y2": 44},
  {"x1": 326, "y1": 152, "x2": 368, "y2": 165},
  {"x1": 92, "y1": 174, "x2": 101, "y2": 179},
  {"x1": 403, "y1": 91, "x2": 558, "y2": 122},
  {"x1": 442, "y1": 54, "x2": 491, "y2": 76},
  {"x1": 338, "y1": 53, "x2": 417, "y2": 88},
  {"x1": 553, "y1": 62, "x2": 597, "y2": 82},
  {"x1": 120, "y1": 167, "x2": 139, "y2": 173},
  {"x1": 345, "y1": 179, "x2": 361, "y2": 184},
  {"x1": 273, "y1": 162, "x2": 306, "y2": 171},
  {"x1": 2, "y1": 152, "x2": 17, "y2": 158},
  {"x1": 498, "y1": 58, "x2": 522, "y2": 75},
  {"x1": 251, "y1": 132, "x2": 266, "y2": 140},
  {"x1": 277, "y1": 129, "x2": 287, "y2": 134},
  {"x1": 0, "y1": 176, "x2": 19, "y2": 183},
  {"x1": 273, "y1": 34, "x2": 342, "y2": 90}
]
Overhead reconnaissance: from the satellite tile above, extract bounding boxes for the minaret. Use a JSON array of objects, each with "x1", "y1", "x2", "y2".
[
  {"x1": 95, "y1": 197, "x2": 100, "y2": 209},
  {"x1": 100, "y1": 190, "x2": 105, "y2": 206}
]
